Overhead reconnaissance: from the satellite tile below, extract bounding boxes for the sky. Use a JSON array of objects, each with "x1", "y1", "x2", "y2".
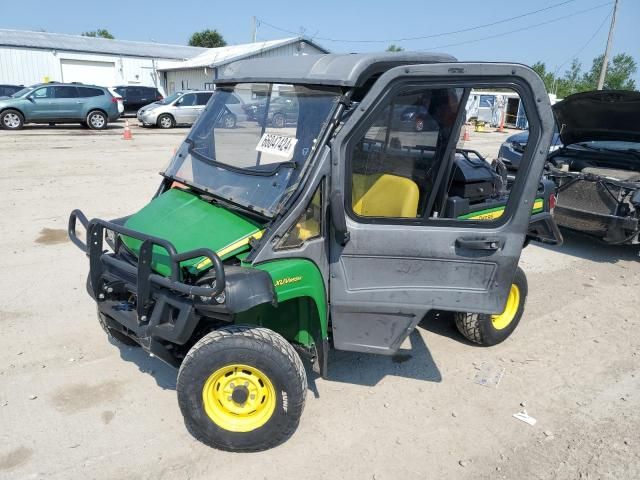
[{"x1": 1, "y1": 0, "x2": 639, "y2": 85}]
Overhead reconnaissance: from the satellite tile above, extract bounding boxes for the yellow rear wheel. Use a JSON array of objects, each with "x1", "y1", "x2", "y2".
[
  {"x1": 455, "y1": 267, "x2": 528, "y2": 346},
  {"x1": 491, "y1": 284, "x2": 520, "y2": 330}
]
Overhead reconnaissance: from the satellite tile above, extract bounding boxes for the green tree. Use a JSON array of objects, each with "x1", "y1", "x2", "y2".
[
  {"x1": 531, "y1": 61, "x2": 555, "y2": 93},
  {"x1": 582, "y1": 53, "x2": 637, "y2": 91},
  {"x1": 188, "y1": 29, "x2": 227, "y2": 48},
  {"x1": 81, "y1": 29, "x2": 114, "y2": 39},
  {"x1": 386, "y1": 44, "x2": 404, "y2": 52}
]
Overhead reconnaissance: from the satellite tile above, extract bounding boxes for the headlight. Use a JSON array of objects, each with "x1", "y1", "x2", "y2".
[{"x1": 501, "y1": 141, "x2": 511, "y2": 150}]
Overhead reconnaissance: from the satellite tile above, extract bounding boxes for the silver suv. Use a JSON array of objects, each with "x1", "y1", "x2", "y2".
[{"x1": 137, "y1": 90, "x2": 213, "y2": 129}]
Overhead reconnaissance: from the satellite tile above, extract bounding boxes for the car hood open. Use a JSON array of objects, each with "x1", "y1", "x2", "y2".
[{"x1": 552, "y1": 90, "x2": 640, "y2": 146}]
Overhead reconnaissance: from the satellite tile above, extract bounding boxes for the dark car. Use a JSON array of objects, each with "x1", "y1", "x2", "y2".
[
  {"x1": 245, "y1": 96, "x2": 298, "y2": 128},
  {"x1": 0, "y1": 83, "x2": 120, "y2": 130},
  {"x1": 545, "y1": 90, "x2": 640, "y2": 244},
  {"x1": 113, "y1": 85, "x2": 163, "y2": 115},
  {"x1": 0, "y1": 84, "x2": 23, "y2": 98},
  {"x1": 497, "y1": 128, "x2": 563, "y2": 170}
]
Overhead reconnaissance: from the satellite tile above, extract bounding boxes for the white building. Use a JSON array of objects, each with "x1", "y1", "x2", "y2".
[
  {"x1": 158, "y1": 37, "x2": 329, "y2": 94},
  {"x1": 0, "y1": 29, "x2": 206, "y2": 93}
]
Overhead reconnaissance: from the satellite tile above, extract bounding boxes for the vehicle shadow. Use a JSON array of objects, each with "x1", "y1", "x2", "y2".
[
  {"x1": 312, "y1": 329, "x2": 442, "y2": 393},
  {"x1": 18, "y1": 124, "x2": 123, "y2": 131},
  {"x1": 417, "y1": 310, "x2": 476, "y2": 345},
  {"x1": 112, "y1": 340, "x2": 178, "y2": 390},
  {"x1": 540, "y1": 228, "x2": 639, "y2": 263}
]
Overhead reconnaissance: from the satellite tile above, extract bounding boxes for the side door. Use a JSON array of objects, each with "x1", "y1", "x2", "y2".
[
  {"x1": 51, "y1": 85, "x2": 80, "y2": 119},
  {"x1": 173, "y1": 93, "x2": 198, "y2": 124},
  {"x1": 25, "y1": 86, "x2": 55, "y2": 120},
  {"x1": 328, "y1": 63, "x2": 554, "y2": 354}
]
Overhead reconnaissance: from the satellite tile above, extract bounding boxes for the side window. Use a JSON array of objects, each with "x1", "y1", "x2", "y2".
[
  {"x1": 178, "y1": 93, "x2": 196, "y2": 106},
  {"x1": 77, "y1": 87, "x2": 103, "y2": 98},
  {"x1": 277, "y1": 183, "x2": 322, "y2": 249},
  {"x1": 196, "y1": 92, "x2": 213, "y2": 105},
  {"x1": 441, "y1": 87, "x2": 532, "y2": 222},
  {"x1": 31, "y1": 87, "x2": 53, "y2": 99},
  {"x1": 54, "y1": 86, "x2": 78, "y2": 98},
  {"x1": 349, "y1": 87, "x2": 463, "y2": 219}
]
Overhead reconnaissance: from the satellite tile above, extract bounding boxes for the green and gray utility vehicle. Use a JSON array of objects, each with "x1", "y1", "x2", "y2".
[{"x1": 69, "y1": 53, "x2": 562, "y2": 451}]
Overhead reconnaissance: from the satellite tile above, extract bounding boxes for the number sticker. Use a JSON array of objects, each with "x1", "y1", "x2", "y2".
[{"x1": 256, "y1": 133, "x2": 298, "y2": 160}]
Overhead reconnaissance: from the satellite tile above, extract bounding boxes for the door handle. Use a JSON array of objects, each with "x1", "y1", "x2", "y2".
[{"x1": 455, "y1": 237, "x2": 502, "y2": 251}]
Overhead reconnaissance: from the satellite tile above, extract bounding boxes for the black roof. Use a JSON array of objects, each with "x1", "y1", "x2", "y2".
[{"x1": 216, "y1": 52, "x2": 457, "y2": 87}]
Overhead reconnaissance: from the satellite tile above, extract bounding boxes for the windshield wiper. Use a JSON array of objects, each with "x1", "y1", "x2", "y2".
[
  {"x1": 575, "y1": 143, "x2": 640, "y2": 159},
  {"x1": 187, "y1": 143, "x2": 296, "y2": 176}
]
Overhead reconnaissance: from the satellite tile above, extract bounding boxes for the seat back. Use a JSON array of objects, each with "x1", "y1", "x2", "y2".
[{"x1": 352, "y1": 173, "x2": 419, "y2": 218}]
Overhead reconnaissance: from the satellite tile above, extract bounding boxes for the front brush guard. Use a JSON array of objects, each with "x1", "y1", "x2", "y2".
[{"x1": 68, "y1": 209, "x2": 226, "y2": 321}]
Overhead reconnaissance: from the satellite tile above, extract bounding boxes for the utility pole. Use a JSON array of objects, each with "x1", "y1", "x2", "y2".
[
  {"x1": 251, "y1": 16, "x2": 257, "y2": 43},
  {"x1": 597, "y1": 0, "x2": 620, "y2": 90}
]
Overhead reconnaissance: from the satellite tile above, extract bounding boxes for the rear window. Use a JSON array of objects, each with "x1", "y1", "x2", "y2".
[
  {"x1": 78, "y1": 87, "x2": 104, "y2": 98},
  {"x1": 196, "y1": 92, "x2": 213, "y2": 105},
  {"x1": 53, "y1": 86, "x2": 78, "y2": 99},
  {"x1": 114, "y1": 87, "x2": 126, "y2": 96}
]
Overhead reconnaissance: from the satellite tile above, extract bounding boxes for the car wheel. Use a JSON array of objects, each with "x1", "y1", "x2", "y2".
[
  {"x1": 86, "y1": 110, "x2": 108, "y2": 130},
  {"x1": 1, "y1": 109, "x2": 24, "y2": 130},
  {"x1": 80, "y1": 121, "x2": 88, "y2": 128},
  {"x1": 177, "y1": 325, "x2": 307, "y2": 452},
  {"x1": 454, "y1": 266, "x2": 528, "y2": 346},
  {"x1": 222, "y1": 112, "x2": 237, "y2": 129},
  {"x1": 414, "y1": 118, "x2": 425, "y2": 132},
  {"x1": 157, "y1": 114, "x2": 174, "y2": 129},
  {"x1": 272, "y1": 113, "x2": 285, "y2": 129}
]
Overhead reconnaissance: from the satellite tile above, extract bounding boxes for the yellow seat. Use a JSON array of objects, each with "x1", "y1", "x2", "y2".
[{"x1": 352, "y1": 173, "x2": 419, "y2": 218}]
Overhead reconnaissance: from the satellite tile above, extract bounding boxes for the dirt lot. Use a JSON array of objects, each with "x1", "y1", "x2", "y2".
[{"x1": 1, "y1": 122, "x2": 639, "y2": 480}]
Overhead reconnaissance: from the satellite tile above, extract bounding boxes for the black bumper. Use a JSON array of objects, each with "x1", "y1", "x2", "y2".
[
  {"x1": 69, "y1": 209, "x2": 275, "y2": 366},
  {"x1": 554, "y1": 205, "x2": 639, "y2": 244}
]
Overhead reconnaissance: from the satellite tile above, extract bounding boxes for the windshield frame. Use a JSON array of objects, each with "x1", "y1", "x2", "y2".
[{"x1": 164, "y1": 82, "x2": 342, "y2": 218}]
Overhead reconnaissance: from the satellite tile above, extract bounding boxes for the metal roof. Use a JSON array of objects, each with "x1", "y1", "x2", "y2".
[
  {"x1": 0, "y1": 29, "x2": 206, "y2": 60},
  {"x1": 215, "y1": 52, "x2": 457, "y2": 87},
  {"x1": 156, "y1": 37, "x2": 329, "y2": 71}
]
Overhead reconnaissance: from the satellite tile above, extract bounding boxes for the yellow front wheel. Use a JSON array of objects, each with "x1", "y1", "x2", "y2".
[
  {"x1": 455, "y1": 267, "x2": 528, "y2": 346},
  {"x1": 177, "y1": 325, "x2": 307, "y2": 452}
]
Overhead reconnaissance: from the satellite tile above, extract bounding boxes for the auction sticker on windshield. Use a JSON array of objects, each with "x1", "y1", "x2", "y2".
[{"x1": 256, "y1": 133, "x2": 298, "y2": 161}]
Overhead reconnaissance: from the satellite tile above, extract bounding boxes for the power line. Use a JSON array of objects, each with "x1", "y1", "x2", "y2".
[
  {"x1": 554, "y1": 7, "x2": 612, "y2": 75},
  {"x1": 416, "y1": 2, "x2": 612, "y2": 51},
  {"x1": 258, "y1": 0, "x2": 579, "y2": 43}
]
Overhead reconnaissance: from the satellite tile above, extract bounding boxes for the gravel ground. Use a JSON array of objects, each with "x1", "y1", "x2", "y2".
[{"x1": 0, "y1": 123, "x2": 638, "y2": 480}]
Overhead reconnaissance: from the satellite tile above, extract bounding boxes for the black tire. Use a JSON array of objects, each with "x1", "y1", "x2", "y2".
[
  {"x1": 98, "y1": 311, "x2": 139, "y2": 346},
  {"x1": 455, "y1": 266, "x2": 528, "y2": 346},
  {"x1": 80, "y1": 121, "x2": 88, "y2": 128},
  {"x1": 86, "y1": 110, "x2": 108, "y2": 130},
  {"x1": 221, "y1": 112, "x2": 236, "y2": 129},
  {"x1": 1, "y1": 109, "x2": 24, "y2": 130},
  {"x1": 177, "y1": 325, "x2": 307, "y2": 452},
  {"x1": 157, "y1": 113, "x2": 174, "y2": 129},
  {"x1": 272, "y1": 113, "x2": 285, "y2": 128}
]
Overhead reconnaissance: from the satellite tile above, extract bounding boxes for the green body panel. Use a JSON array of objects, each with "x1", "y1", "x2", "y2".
[
  {"x1": 122, "y1": 189, "x2": 261, "y2": 276},
  {"x1": 236, "y1": 258, "x2": 328, "y2": 347}
]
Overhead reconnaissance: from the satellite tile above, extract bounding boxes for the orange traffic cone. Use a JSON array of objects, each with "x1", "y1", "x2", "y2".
[
  {"x1": 463, "y1": 125, "x2": 470, "y2": 142},
  {"x1": 496, "y1": 111, "x2": 505, "y2": 133},
  {"x1": 122, "y1": 120, "x2": 133, "y2": 140}
]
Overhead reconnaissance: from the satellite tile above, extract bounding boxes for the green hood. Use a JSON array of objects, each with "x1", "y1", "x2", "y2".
[{"x1": 122, "y1": 189, "x2": 263, "y2": 276}]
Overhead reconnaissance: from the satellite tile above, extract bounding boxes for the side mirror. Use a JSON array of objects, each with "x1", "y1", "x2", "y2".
[{"x1": 330, "y1": 190, "x2": 350, "y2": 245}]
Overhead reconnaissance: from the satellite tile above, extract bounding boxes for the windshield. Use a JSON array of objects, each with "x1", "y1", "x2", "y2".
[
  {"x1": 11, "y1": 86, "x2": 35, "y2": 98},
  {"x1": 158, "y1": 92, "x2": 182, "y2": 105},
  {"x1": 165, "y1": 83, "x2": 341, "y2": 217}
]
